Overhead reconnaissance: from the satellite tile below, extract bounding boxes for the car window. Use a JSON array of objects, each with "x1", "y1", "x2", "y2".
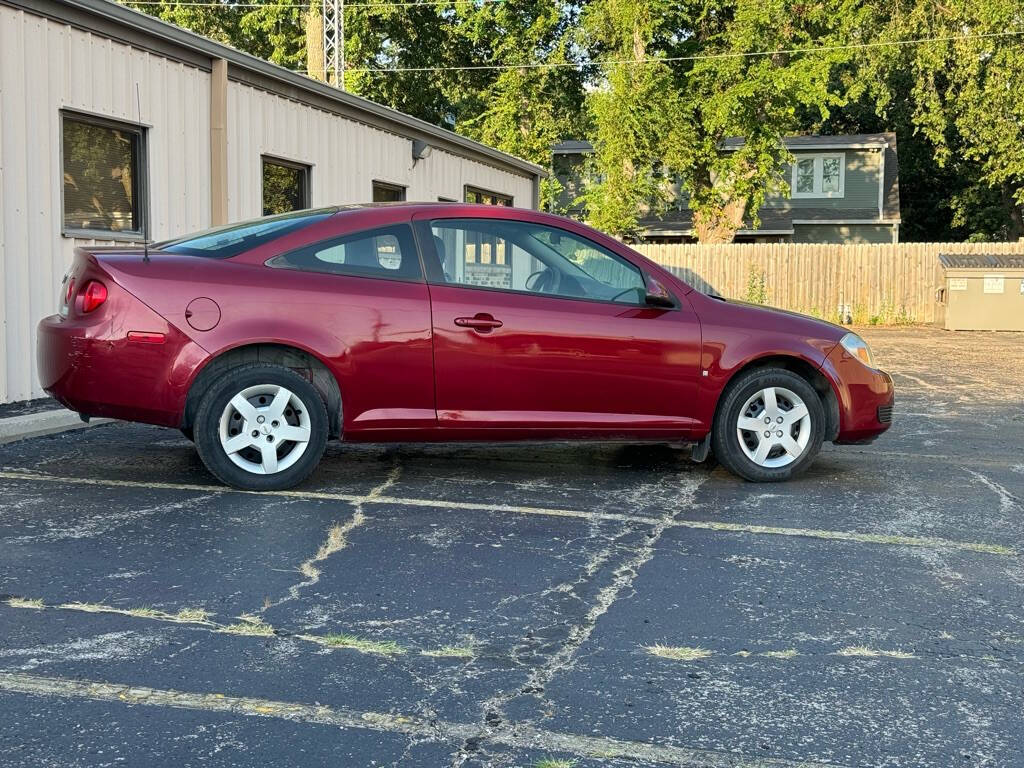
[
  {"x1": 268, "y1": 224, "x2": 421, "y2": 281},
  {"x1": 429, "y1": 219, "x2": 646, "y2": 304},
  {"x1": 159, "y1": 208, "x2": 336, "y2": 259}
]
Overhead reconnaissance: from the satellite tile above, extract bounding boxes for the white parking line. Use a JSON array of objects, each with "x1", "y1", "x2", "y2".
[
  {"x1": 0, "y1": 470, "x2": 1014, "y2": 555},
  {"x1": 0, "y1": 671, "x2": 847, "y2": 768}
]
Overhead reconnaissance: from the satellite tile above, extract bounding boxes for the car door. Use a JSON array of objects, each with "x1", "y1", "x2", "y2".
[
  {"x1": 266, "y1": 223, "x2": 435, "y2": 435},
  {"x1": 414, "y1": 214, "x2": 702, "y2": 437}
]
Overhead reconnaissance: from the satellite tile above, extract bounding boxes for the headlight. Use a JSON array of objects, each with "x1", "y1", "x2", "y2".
[{"x1": 840, "y1": 332, "x2": 874, "y2": 368}]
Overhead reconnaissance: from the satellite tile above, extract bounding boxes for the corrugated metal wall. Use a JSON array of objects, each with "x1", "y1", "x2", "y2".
[
  {"x1": 0, "y1": 5, "x2": 211, "y2": 403},
  {"x1": 226, "y1": 82, "x2": 534, "y2": 220}
]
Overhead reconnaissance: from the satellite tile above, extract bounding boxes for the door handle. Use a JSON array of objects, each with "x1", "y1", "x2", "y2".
[{"x1": 454, "y1": 314, "x2": 503, "y2": 332}]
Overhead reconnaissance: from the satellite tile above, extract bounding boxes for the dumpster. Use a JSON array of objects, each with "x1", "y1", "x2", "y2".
[{"x1": 936, "y1": 254, "x2": 1024, "y2": 331}]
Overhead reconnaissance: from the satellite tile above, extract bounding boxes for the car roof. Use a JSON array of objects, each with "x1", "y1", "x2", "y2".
[{"x1": 332, "y1": 202, "x2": 513, "y2": 213}]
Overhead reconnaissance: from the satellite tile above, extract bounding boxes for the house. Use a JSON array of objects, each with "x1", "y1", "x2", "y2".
[
  {"x1": 551, "y1": 134, "x2": 901, "y2": 244},
  {"x1": 0, "y1": 0, "x2": 544, "y2": 405}
]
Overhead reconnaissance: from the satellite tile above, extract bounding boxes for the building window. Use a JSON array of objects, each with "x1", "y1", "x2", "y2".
[
  {"x1": 372, "y1": 181, "x2": 406, "y2": 202},
  {"x1": 464, "y1": 186, "x2": 512, "y2": 206},
  {"x1": 62, "y1": 112, "x2": 146, "y2": 237},
  {"x1": 262, "y1": 156, "x2": 310, "y2": 216},
  {"x1": 791, "y1": 153, "x2": 845, "y2": 198}
]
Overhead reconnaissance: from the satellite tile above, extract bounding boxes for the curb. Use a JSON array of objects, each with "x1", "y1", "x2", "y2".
[{"x1": 0, "y1": 409, "x2": 113, "y2": 445}]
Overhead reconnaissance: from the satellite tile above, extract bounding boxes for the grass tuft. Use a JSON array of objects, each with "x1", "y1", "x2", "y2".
[
  {"x1": 173, "y1": 607, "x2": 213, "y2": 623},
  {"x1": 319, "y1": 633, "x2": 405, "y2": 655},
  {"x1": 420, "y1": 645, "x2": 475, "y2": 659},
  {"x1": 760, "y1": 649, "x2": 800, "y2": 659},
  {"x1": 534, "y1": 760, "x2": 576, "y2": 768},
  {"x1": 836, "y1": 645, "x2": 916, "y2": 659},
  {"x1": 644, "y1": 644, "x2": 712, "y2": 662},
  {"x1": 6, "y1": 597, "x2": 45, "y2": 610},
  {"x1": 220, "y1": 614, "x2": 275, "y2": 637}
]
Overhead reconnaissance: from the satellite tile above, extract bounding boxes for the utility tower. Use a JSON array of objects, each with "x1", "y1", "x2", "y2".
[{"x1": 322, "y1": 0, "x2": 344, "y2": 89}]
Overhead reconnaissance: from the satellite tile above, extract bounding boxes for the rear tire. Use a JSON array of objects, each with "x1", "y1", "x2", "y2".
[
  {"x1": 194, "y1": 363, "x2": 328, "y2": 491},
  {"x1": 711, "y1": 367, "x2": 824, "y2": 482}
]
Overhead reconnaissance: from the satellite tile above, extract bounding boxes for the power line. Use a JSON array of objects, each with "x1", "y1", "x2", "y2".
[
  {"x1": 295, "y1": 29, "x2": 1024, "y2": 75},
  {"x1": 122, "y1": 0, "x2": 503, "y2": 8}
]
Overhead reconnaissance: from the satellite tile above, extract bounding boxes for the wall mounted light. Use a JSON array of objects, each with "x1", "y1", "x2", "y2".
[{"x1": 412, "y1": 139, "x2": 432, "y2": 166}]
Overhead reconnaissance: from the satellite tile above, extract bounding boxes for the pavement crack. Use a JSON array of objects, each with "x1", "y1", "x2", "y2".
[
  {"x1": 270, "y1": 464, "x2": 402, "y2": 609},
  {"x1": 474, "y1": 473, "x2": 708, "y2": 735}
]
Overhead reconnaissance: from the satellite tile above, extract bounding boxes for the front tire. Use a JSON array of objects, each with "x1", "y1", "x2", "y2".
[
  {"x1": 194, "y1": 363, "x2": 328, "y2": 491},
  {"x1": 711, "y1": 367, "x2": 824, "y2": 482}
]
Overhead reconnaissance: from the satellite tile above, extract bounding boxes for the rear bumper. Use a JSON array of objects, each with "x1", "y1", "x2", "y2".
[
  {"x1": 37, "y1": 306, "x2": 207, "y2": 428},
  {"x1": 821, "y1": 345, "x2": 895, "y2": 444}
]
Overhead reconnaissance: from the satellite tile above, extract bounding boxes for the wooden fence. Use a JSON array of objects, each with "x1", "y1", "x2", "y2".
[{"x1": 631, "y1": 241, "x2": 1024, "y2": 324}]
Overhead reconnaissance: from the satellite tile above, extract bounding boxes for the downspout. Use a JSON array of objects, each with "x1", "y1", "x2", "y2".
[{"x1": 210, "y1": 57, "x2": 229, "y2": 226}]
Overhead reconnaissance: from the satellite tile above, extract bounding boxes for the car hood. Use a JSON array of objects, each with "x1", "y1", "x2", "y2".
[{"x1": 704, "y1": 294, "x2": 847, "y2": 343}]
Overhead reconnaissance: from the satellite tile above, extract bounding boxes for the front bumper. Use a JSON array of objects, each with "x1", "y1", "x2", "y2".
[{"x1": 821, "y1": 344, "x2": 895, "y2": 444}]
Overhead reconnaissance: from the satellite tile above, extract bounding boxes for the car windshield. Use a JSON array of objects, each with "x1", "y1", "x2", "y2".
[{"x1": 157, "y1": 208, "x2": 336, "y2": 259}]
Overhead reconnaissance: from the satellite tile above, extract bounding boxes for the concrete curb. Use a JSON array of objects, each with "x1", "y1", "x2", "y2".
[{"x1": 0, "y1": 409, "x2": 112, "y2": 445}]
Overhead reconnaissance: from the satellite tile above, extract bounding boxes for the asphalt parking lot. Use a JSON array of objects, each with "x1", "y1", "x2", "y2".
[{"x1": 1, "y1": 327, "x2": 1022, "y2": 768}]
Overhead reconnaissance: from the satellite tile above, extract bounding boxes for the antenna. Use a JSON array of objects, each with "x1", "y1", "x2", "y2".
[{"x1": 135, "y1": 82, "x2": 150, "y2": 263}]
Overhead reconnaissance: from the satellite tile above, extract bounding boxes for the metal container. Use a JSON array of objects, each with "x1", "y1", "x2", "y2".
[{"x1": 936, "y1": 254, "x2": 1024, "y2": 331}]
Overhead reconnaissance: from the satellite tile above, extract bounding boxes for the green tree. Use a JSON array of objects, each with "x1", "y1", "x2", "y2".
[
  {"x1": 341, "y1": 1, "x2": 464, "y2": 125},
  {"x1": 865, "y1": 0, "x2": 1024, "y2": 239},
  {"x1": 582, "y1": 0, "x2": 868, "y2": 241},
  {"x1": 123, "y1": 0, "x2": 307, "y2": 69},
  {"x1": 580, "y1": 0, "x2": 687, "y2": 237},
  {"x1": 453, "y1": 0, "x2": 587, "y2": 207}
]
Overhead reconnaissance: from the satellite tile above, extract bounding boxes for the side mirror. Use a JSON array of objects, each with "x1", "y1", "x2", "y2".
[{"x1": 644, "y1": 276, "x2": 676, "y2": 308}]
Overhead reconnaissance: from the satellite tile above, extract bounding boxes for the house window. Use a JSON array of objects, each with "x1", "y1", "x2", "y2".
[
  {"x1": 62, "y1": 112, "x2": 147, "y2": 237},
  {"x1": 372, "y1": 181, "x2": 406, "y2": 202},
  {"x1": 262, "y1": 156, "x2": 310, "y2": 216},
  {"x1": 791, "y1": 153, "x2": 845, "y2": 198},
  {"x1": 465, "y1": 186, "x2": 512, "y2": 206}
]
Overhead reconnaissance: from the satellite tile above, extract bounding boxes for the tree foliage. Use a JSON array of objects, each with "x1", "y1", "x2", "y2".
[
  {"x1": 581, "y1": 0, "x2": 869, "y2": 240},
  {"x1": 863, "y1": 0, "x2": 1024, "y2": 239},
  {"x1": 121, "y1": 0, "x2": 1024, "y2": 240},
  {"x1": 580, "y1": 0, "x2": 687, "y2": 236},
  {"x1": 123, "y1": 0, "x2": 308, "y2": 69}
]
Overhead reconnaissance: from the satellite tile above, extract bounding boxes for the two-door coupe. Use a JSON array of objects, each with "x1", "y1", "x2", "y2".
[{"x1": 38, "y1": 203, "x2": 893, "y2": 490}]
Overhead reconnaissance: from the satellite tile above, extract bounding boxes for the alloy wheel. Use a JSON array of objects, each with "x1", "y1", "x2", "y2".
[
  {"x1": 735, "y1": 385, "x2": 812, "y2": 468},
  {"x1": 218, "y1": 384, "x2": 312, "y2": 475}
]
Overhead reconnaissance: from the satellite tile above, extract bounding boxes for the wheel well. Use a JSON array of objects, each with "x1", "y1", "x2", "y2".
[
  {"x1": 721, "y1": 355, "x2": 840, "y2": 441},
  {"x1": 183, "y1": 344, "x2": 343, "y2": 438}
]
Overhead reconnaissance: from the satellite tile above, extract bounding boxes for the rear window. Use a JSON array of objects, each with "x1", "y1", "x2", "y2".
[
  {"x1": 158, "y1": 208, "x2": 336, "y2": 259},
  {"x1": 268, "y1": 225, "x2": 421, "y2": 281}
]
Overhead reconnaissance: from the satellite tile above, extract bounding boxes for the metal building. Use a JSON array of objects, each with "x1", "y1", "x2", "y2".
[{"x1": 0, "y1": 0, "x2": 544, "y2": 404}]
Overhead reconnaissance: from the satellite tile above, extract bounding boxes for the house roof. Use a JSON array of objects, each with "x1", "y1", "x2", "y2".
[
  {"x1": 5, "y1": 0, "x2": 545, "y2": 179},
  {"x1": 552, "y1": 140, "x2": 596, "y2": 155},
  {"x1": 639, "y1": 209, "x2": 795, "y2": 238},
  {"x1": 720, "y1": 133, "x2": 892, "y2": 150}
]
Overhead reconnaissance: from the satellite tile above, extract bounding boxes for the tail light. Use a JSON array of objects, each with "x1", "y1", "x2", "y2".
[
  {"x1": 80, "y1": 280, "x2": 108, "y2": 313},
  {"x1": 64, "y1": 278, "x2": 76, "y2": 305}
]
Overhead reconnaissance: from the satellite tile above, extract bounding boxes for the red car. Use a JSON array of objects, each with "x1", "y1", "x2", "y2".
[{"x1": 38, "y1": 204, "x2": 893, "y2": 490}]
